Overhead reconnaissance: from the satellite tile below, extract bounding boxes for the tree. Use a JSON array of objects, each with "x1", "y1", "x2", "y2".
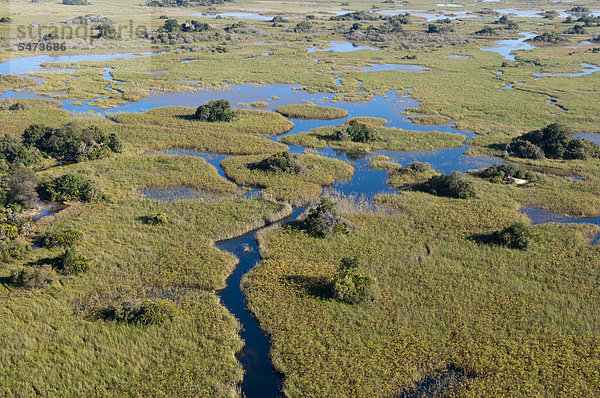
[
  {"x1": 334, "y1": 120, "x2": 377, "y2": 143},
  {"x1": 194, "y1": 99, "x2": 235, "y2": 122},
  {"x1": 44, "y1": 229, "x2": 82, "y2": 249},
  {"x1": 37, "y1": 173, "x2": 101, "y2": 202},
  {"x1": 250, "y1": 152, "x2": 306, "y2": 173},
  {"x1": 4, "y1": 165, "x2": 38, "y2": 209},
  {"x1": 59, "y1": 247, "x2": 91, "y2": 275},
  {"x1": 331, "y1": 257, "x2": 375, "y2": 304},
  {"x1": 491, "y1": 222, "x2": 531, "y2": 249},
  {"x1": 298, "y1": 197, "x2": 353, "y2": 238},
  {"x1": 422, "y1": 172, "x2": 476, "y2": 199}
]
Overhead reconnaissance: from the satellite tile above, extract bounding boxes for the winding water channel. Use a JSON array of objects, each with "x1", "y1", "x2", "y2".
[{"x1": 2, "y1": 52, "x2": 600, "y2": 397}]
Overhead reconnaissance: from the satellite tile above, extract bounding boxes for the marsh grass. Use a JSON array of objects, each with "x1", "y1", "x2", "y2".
[
  {"x1": 221, "y1": 153, "x2": 354, "y2": 205},
  {"x1": 275, "y1": 104, "x2": 348, "y2": 120},
  {"x1": 282, "y1": 124, "x2": 466, "y2": 152}
]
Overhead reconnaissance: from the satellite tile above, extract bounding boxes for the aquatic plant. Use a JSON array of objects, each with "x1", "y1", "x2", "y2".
[{"x1": 276, "y1": 104, "x2": 348, "y2": 120}]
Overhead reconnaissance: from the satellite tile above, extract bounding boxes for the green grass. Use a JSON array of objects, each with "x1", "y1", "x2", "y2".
[
  {"x1": 245, "y1": 192, "x2": 600, "y2": 397},
  {"x1": 282, "y1": 124, "x2": 467, "y2": 153},
  {"x1": 275, "y1": 104, "x2": 348, "y2": 120},
  {"x1": 220, "y1": 153, "x2": 354, "y2": 204}
]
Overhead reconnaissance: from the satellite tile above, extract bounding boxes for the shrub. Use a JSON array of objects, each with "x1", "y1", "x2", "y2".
[
  {"x1": 145, "y1": 213, "x2": 169, "y2": 225},
  {"x1": 249, "y1": 152, "x2": 306, "y2": 173},
  {"x1": 0, "y1": 223, "x2": 19, "y2": 239},
  {"x1": 3, "y1": 165, "x2": 39, "y2": 209},
  {"x1": 506, "y1": 123, "x2": 600, "y2": 160},
  {"x1": 0, "y1": 16, "x2": 13, "y2": 23},
  {"x1": 491, "y1": 222, "x2": 531, "y2": 249},
  {"x1": 298, "y1": 197, "x2": 353, "y2": 238},
  {"x1": 528, "y1": 32, "x2": 567, "y2": 43},
  {"x1": 0, "y1": 238, "x2": 30, "y2": 262},
  {"x1": 564, "y1": 137, "x2": 600, "y2": 160},
  {"x1": 98, "y1": 300, "x2": 177, "y2": 325},
  {"x1": 23, "y1": 123, "x2": 121, "y2": 162},
  {"x1": 331, "y1": 257, "x2": 375, "y2": 304},
  {"x1": 37, "y1": 173, "x2": 101, "y2": 202},
  {"x1": 44, "y1": 229, "x2": 82, "y2": 249},
  {"x1": 294, "y1": 21, "x2": 312, "y2": 32},
  {"x1": 334, "y1": 120, "x2": 377, "y2": 143},
  {"x1": 0, "y1": 134, "x2": 39, "y2": 167},
  {"x1": 8, "y1": 266, "x2": 58, "y2": 289},
  {"x1": 422, "y1": 172, "x2": 476, "y2": 199},
  {"x1": 194, "y1": 99, "x2": 235, "y2": 122},
  {"x1": 505, "y1": 139, "x2": 545, "y2": 159},
  {"x1": 58, "y1": 247, "x2": 91, "y2": 275},
  {"x1": 563, "y1": 24, "x2": 586, "y2": 34},
  {"x1": 480, "y1": 163, "x2": 533, "y2": 182}
]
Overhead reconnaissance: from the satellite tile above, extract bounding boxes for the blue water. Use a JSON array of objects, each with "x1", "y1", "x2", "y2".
[
  {"x1": 533, "y1": 63, "x2": 600, "y2": 80},
  {"x1": 307, "y1": 41, "x2": 379, "y2": 53},
  {"x1": 521, "y1": 207, "x2": 600, "y2": 245},
  {"x1": 4, "y1": 49, "x2": 599, "y2": 398},
  {"x1": 480, "y1": 32, "x2": 537, "y2": 61},
  {"x1": 193, "y1": 12, "x2": 273, "y2": 20}
]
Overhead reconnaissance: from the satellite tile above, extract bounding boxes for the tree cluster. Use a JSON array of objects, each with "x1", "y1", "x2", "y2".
[
  {"x1": 506, "y1": 123, "x2": 600, "y2": 160},
  {"x1": 194, "y1": 99, "x2": 235, "y2": 122}
]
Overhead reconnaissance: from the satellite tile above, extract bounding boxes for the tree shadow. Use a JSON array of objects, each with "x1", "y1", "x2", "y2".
[
  {"x1": 285, "y1": 275, "x2": 332, "y2": 300},
  {"x1": 398, "y1": 366, "x2": 474, "y2": 397},
  {"x1": 175, "y1": 114, "x2": 196, "y2": 121}
]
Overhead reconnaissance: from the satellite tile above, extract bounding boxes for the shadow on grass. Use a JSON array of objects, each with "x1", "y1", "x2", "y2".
[
  {"x1": 285, "y1": 275, "x2": 332, "y2": 300},
  {"x1": 399, "y1": 366, "x2": 474, "y2": 397}
]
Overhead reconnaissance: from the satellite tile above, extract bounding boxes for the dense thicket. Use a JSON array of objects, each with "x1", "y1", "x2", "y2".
[
  {"x1": 37, "y1": 173, "x2": 102, "y2": 202},
  {"x1": 194, "y1": 99, "x2": 235, "y2": 122},
  {"x1": 421, "y1": 172, "x2": 476, "y2": 199},
  {"x1": 506, "y1": 123, "x2": 600, "y2": 160},
  {"x1": 296, "y1": 197, "x2": 353, "y2": 238},
  {"x1": 23, "y1": 123, "x2": 121, "y2": 162}
]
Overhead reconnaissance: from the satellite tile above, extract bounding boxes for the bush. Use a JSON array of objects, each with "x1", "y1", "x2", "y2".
[
  {"x1": 23, "y1": 123, "x2": 121, "y2": 162},
  {"x1": 0, "y1": 238, "x2": 30, "y2": 262},
  {"x1": 422, "y1": 172, "x2": 476, "y2": 199},
  {"x1": 491, "y1": 222, "x2": 531, "y2": 249},
  {"x1": 37, "y1": 173, "x2": 101, "y2": 202},
  {"x1": 506, "y1": 123, "x2": 600, "y2": 160},
  {"x1": 505, "y1": 139, "x2": 545, "y2": 159},
  {"x1": 480, "y1": 163, "x2": 533, "y2": 182},
  {"x1": 8, "y1": 266, "x2": 58, "y2": 289},
  {"x1": 44, "y1": 229, "x2": 82, "y2": 249},
  {"x1": 528, "y1": 32, "x2": 567, "y2": 43},
  {"x1": 145, "y1": 213, "x2": 169, "y2": 225},
  {"x1": 564, "y1": 137, "x2": 600, "y2": 160},
  {"x1": 334, "y1": 120, "x2": 377, "y2": 143},
  {"x1": 194, "y1": 99, "x2": 235, "y2": 122},
  {"x1": 0, "y1": 223, "x2": 18, "y2": 239},
  {"x1": 0, "y1": 134, "x2": 39, "y2": 167},
  {"x1": 249, "y1": 152, "x2": 306, "y2": 173},
  {"x1": 294, "y1": 21, "x2": 312, "y2": 32},
  {"x1": 298, "y1": 197, "x2": 353, "y2": 238},
  {"x1": 98, "y1": 300, "x2": 177, "y2": 325},
  {"x1": 331, "y1": 257, "x2": 375, "y2": 304},
  {"x1": 3, "y1": 165, "x2": 39, "y2": 209},
  {"x1": 58, "y1": 247, "x2": 91, "y2": 275}
]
